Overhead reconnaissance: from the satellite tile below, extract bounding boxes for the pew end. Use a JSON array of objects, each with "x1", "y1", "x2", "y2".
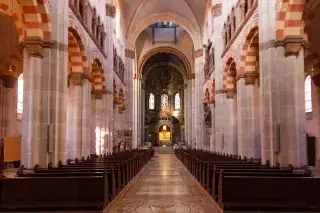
[
  {"x1": 48, "y1": 162, "x2": 53, "y2": 168},
  {"x1": 34, "y1": 164, "x2": 40, "y2": 171}
]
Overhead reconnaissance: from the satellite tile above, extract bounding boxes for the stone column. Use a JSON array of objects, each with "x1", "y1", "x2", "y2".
[
  {"x1": 137, "y1": 77, "x2": 142, "y2": 146},
  {"x1": 141, "y1": 84, "x2": 146, "y2": 142},
  {"x1": 125, "y1": 49, "x2": 135, "y2": 147},
  {"x1": 21, "y1": 38, "x2": 52, "y2": 168},
  {"x1": 92, "y1": 91, "x2": 103, "y2": 154},
  {"x1": 237, "y1": 77, "x2": 246, "y2": 157},
  {"x1": 210, "y1": 103, "x2": 215, "y2": 151},
  {"x1": 225, "y1": 96, "x2": 238, "y2": 155},
  {"x1": 47, "y1": 0, "x2": 69, "y2": 165},
  {"x1": 183, "y1": 84, "x2": 188, "y2": 143},
  {"x1": 187, "y1": 79, "x2": 193, "y2": 147},
  {"x1": 133, "y1": 75, "x2": 139, "y2": 148},
  {"x1": 66, "y1": 73, "x2": 83, "y2": 160},
  {"x1": 105, "y1": 1, "x2": 116, "y2": 153},
  {"x1": 81, "y1": 78, "x2": 91, "y2": 157},
  {"x1": 194, "y1": 50, "x2": 204, "y2": 149},
  {"x1": 237, "y1": 76, "x2": 261, "y2": 158},
  {"x1": 260, "y1": 0, "x2": 306, "y2": 166}
]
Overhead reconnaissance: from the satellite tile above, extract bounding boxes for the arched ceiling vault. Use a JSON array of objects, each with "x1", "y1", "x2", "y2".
[
  {"x1": 123, "y1": 0, "x2": 207, "y2": 49},
  {"x1": 141, "y1": 52, "x2": 188, "y2": 83},
  {"x1": 139, "y1": 47, "x2": 192, "y2": 77}
]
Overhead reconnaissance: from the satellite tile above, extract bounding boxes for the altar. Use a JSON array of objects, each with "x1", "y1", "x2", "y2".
[{"x1": 158, "y1": 125, "x2": 171, "y2": 145}]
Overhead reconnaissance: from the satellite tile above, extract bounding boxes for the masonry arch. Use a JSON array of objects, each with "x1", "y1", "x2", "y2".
[
  {"x1": 139, "y1": 46, "x2": 192, "y2": 77},
  {"x1": 91, "y1": 59, "x2": 105, "y2": 92},
  {"x1": 126, "y1": 13, "x2": 202, "y2": 50},
  {"x1": 223, "y1": 58, "x2": 237, "y2": 99},
  {"x1": 68, "y1": 27, "x2": 88, "y2": 74}
]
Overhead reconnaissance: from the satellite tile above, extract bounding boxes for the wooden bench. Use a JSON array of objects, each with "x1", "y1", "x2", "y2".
[
  {"x1": 218, "y1": 173, "x2": 320, "y2": 211},
  {"x1": 1, "y1": 173, "x2": 110, "y2": 211}
]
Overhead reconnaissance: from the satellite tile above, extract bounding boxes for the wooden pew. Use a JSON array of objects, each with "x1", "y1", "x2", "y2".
[
  {"x1": 218, "y1": 172, "x2": 320, "y2": 211},
  {"x1": 1, "y1": 173, "x2": 110, "y2": 211},
  {"x1": 210, "y1": 169, "x2": 309, "y2": 200}
]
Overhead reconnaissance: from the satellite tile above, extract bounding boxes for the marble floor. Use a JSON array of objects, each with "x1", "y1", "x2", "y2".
[{"x1": 105, "y1": 154, "x2": 220, "y2": 213}]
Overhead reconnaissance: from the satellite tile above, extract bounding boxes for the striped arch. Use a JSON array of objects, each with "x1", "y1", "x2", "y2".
[
  {"x1": 68, "y1": 28, "x2": 88, "y2": 73},
  {"x1": 19, "y1": 0, "x2": 52, "y2": 40},
  {"x1": 276, "y1": 0, "x2": 306, "y2": 39},
  {"x1": 223, "y1": 58, "x2": 237, "y2": 99},
  {"x1": 0, "y1": 0, "x2": 52, "y2": 41},
  {"x1": 240, "y1": 26, "x2": 259, "y2": 77},
  {"x1": 91, "y1": 59, "x2": 106, "y2": 91},
  {"x1": 0, "y1": 2, "x2": 24, "y2": 42}
]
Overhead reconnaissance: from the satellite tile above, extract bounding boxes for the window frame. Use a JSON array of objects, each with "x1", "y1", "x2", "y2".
[
  {"x1": 149, "y1": 93, "x2": 155, "y2": 110},
  {"x1": 17, "y1": 73, "x2": 23, "y2": 120},
  {"x1": 174, "y1": 92, "x2": 181, "y2": 110},
  {"x1": 305, "y1": 75, "x2": 312, "y2": 113}
]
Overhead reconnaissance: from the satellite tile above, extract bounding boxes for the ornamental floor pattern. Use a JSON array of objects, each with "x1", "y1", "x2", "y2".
[{"x1": 105, "y1": 154, "x2": 220, "y2": 213}]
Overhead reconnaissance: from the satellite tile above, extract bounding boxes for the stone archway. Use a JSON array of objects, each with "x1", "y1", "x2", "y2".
[
  {"x1": 223, "y1": 58, "x2": 237, "y2": 99},
  {"x1": 241, "y1": 26, "x2": 259, "y2": 85},
  {"x1": 126, "y1": 12, "x2": 202, "y2": 50}
]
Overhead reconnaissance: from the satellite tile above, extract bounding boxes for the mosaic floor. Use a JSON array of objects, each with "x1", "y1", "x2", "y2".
[{"x1": 105, "y1": 154, "x2": 220, "y2": 213}]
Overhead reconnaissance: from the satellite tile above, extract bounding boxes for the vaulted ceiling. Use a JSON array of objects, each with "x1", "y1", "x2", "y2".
[{"x1": 121, "y1": 0, "x2": 208, "y2": 36}]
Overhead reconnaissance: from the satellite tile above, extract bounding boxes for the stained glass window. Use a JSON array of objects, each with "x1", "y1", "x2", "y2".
[
  {"x1": 161, "y1": 94, "x2": 168, "y2": 109},
  {"x1": 305, "y1": 75, "x2": 312, "y2": 113},
  {"x1": 17, "y1": 74, "x2": 23, "y2": 115},
  {"x1": 175, "y1": 93, "x2": 180, "y2": 110},
  {"x1": 149, "y1": 93, "x2": 155, "y2": 110}
]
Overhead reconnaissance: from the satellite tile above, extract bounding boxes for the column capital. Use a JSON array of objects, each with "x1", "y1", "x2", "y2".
[
  {"x1": 244, "y1": 72, "x2": 259, "y2": 85},
  {"x1": 21, "y1": 37, "x2": 52, "y2": 58},
  {"x1": 226, "y1": 89, "x2": 236, "y2": 99},
  {"x1": 125, "y1": 49, "x2": 135, "y2": 59},
  {"x1": 194, "y1": 49, "x2": 203, "y2": 58},
  {"x1": 69, "y1": 72, "x2": 92, "y2": 86},
  {"x1": 188, "y1": 73, "x2": 195, "y2": 80},
  {"x1": 91, "y1": 89, "x2": 103, "y2": 99},
  {"x1": 274, "y1": 35, "x2": 306, "y2": 57},
  {"x1": 235, "y1": 73, "x2": 245, "y2": 82},
  {"x1": 106, "y1": 4, "x2": 116, "y2": 18}
]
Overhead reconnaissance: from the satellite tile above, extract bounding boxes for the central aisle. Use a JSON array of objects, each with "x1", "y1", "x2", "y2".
[{"x1": 106, "y1": 154, "x2": 220, "y2": 213}]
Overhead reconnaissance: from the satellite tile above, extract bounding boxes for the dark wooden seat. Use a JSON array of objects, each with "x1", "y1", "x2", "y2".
[
  {"x1": 1, "y1": 175, "x2": 109, "y2": 211},
  {"x1": 175, "y1": 148, "x2": 318, "y2": 212},
  {"x1": 218, "y1": 174, "x2": 320, "y2": 211},
  {"x1": 1, "y1": 148, "x2": 154, "y2": 212}
]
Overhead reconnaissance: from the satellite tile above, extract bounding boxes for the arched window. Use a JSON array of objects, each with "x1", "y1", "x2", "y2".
[
  {"x1": 305, "y1": 75, "x2": 312, "y2": 113},
  {"x1": 149, "y1": 93, "x2": 155, "y2": 110},
  {"x1": 17, "y1": 74, "x2": 23, "y2": 115},
  {"x1": 161, "y1": 94, "x2": 168, "y2": 109},
  {"x1": 174, "y1": 93, "x2": 181, "y2": 110}
]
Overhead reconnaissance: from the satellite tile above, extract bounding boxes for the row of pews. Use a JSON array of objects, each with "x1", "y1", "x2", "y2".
[
  {"x1": 175, "y1": 149, "x2": 320, "y2": 212},
  {"x1": 1, "y1": 149, "x2": 154, "y2": 212}
]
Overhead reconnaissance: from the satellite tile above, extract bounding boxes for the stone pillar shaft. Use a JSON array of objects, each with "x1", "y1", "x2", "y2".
[
  {"x1": 66, "y1": 84, "x2": 82, "y2": 159},
  {"x1": 21, "y1": 47, "x2": 48, "y2": 168},
  {"x1": 81, "y1": 79, "x2": 91, "y2": 157}
]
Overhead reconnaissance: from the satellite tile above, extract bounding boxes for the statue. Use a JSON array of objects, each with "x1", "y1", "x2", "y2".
[{"x1": 203, "y1": 102, "x2": 212, "y2": 128}]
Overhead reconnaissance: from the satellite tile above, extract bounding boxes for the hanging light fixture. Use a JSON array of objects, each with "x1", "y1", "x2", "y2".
[{"x1": 8, "y1": 0, "x2": 13, "y2": 72}]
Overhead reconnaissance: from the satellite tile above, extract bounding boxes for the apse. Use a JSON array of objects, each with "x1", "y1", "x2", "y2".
[{"x1": 142, "y1": 52, "x2": 186, "y2": 147}]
